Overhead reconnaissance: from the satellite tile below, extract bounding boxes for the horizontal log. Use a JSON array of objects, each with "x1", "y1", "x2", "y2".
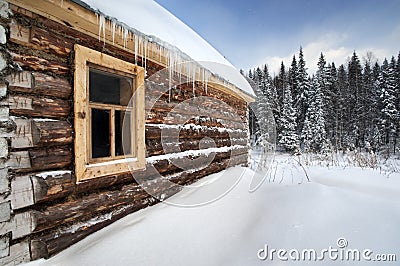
[
  {"x1": 11, "y1": 117, "x2": 73, "y2": 148},
  {"x1": 10, "y1": 51, "x2": 69, "y2": 75},
  {"x1": 146, "y1": 110, "x2": 247, "y2": 130},
  {"x1": 7, "y1": 146, "x2": 72, "y2": 173},
  {"x1": 31, "y1": 170, "x2": 74, "y2": 205},
  {"x1": 29, "y1": 147, "x2": 72, "y2": 173},
  {"x1": 33, "y1": 182, "x2": 163, "y2": 233},
  {"x1": 146, "y1": 137, "x2": 248, "y2": 157},
  {"x1": 146, "y1": 89, "x2": 247, "y2": 117},
  {"x1": 9, "y1": 171, "x2": 74, "y2": 210},
  {"x1": 146, "y1": 102, "x2": 246, "y2": 123},
  {"x1": 1, "y1": 95, "x2": 70, "y2": 119},
  {"x1": 30, "y1": 25, "x2": 73, "y2": 57},
  {"x1": 145, "y1": 124, "x2": 248, "y2": 140},
  {"x1": 75, "y1": 147, "x2": 248, "y2": 194},
  {"x1": 9, "y1": 19, "x2": 72, "y2": 58},
  {"x1": 30, "y1": 152, "x2": 248, "y2": 259},
  {"x1": 146, "y1": 81, "x2": 247, "y2": 111},
  {"x1": 9, "y1": 8, "x2": 154, "y2": 73},
  {"x1": 31, "y1": 119, "x2": 73, "y2": 147},
  {"x1": 30, "y1": 194, "x2": 161, "y2": 259},
  {"x1": 6, "y1": 71, "x2": 72, "y2": 99}
]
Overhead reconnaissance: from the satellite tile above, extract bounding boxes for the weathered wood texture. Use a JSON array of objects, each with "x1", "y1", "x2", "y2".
[
  {"x1": 2, "y1": 4, "x2": 251, "y2": 264},
  {"x1": 146, "y1": 137, "x2": 248, "y2": 157},
  {"x1": 9, "y1": 51, "x2": 69, "y2": 75},
  {"x1": 11, "y1": 117, "x2": 72, "y2": 149},
  {"x1": 146, "y1": 81, "x2": 247, "y2": 113},
  {"x1": 145, "y1": 124, "x2": 247, "y2": 140},
  {"x1": 1, "y1": 95, "x2": 70, "y2": 119},
  {"x1": 30, "y1": 196, "x2": 157, "y2": 259},
  {"x1": 6, "y1": 147, "x2": 72, "y2": 172},
  {"x1": 7, "y1": 71, "x2": 72, "y2": 99},
  {"x1": 0, "y1": 241, "x2": 31, "y2": 265},
  {"x1": 10, "y1": 171, "x2": 73, "y2": 210},
  {"x1": 30, "y1": 152, "x2": 248, "y2": 259},
  {"x1": 28, "y1": 151, "x2": 248, "y2": 237},
  {"x1": 7, "y1": 11, "x2": 159, "y2": 76}
]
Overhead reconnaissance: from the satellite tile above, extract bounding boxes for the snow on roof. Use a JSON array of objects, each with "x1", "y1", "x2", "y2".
[{"x1": 74, "y1": 0, "x2": 255, "y2": 97}]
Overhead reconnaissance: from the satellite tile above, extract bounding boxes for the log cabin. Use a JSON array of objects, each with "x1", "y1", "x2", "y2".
[{"x1": 0, "y1": 0, "x2": 255, "y2": 264}]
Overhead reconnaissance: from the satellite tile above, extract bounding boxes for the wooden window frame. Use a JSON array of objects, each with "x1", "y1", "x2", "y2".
[{"x1": 74, "y1": 44, "x2": 145, "y2": 183}]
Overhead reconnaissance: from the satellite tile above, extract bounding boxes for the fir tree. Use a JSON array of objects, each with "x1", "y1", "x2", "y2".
[
  {"x1": 363, "y1": 60, "x2": 380, "y2": 151},
  {"x1": 301, "y1": 76, "x2": 329, "y2": 153},
  {"x1": 295, "y1": 47, "x2": 309, "y2": 135},
  {"x1": 336, "y1": 64, "x2": 348, "y2": 150},
  {"x1": 248, "y1": 69, "x2": 253, "y2": 80},
  {"x1": 347, "y1": 51, "x2": 364, "y2": 149},
  {"x1": 327, "y1": 62, "x2": 339, "y2": 148},
  {"x1": 378, "y1": 58, "x2": 398, "y2": 154},
  {"x1": 278, "y1": 85, "x2": 299, "y2": 152},
  {"x1": 288, "y1": 55, "x2": 298, "y2": 96}
]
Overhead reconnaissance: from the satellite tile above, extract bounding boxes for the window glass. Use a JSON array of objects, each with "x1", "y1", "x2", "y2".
[
  {"x1": 91, "y1": 108, "x2": 110, "y2": 158},
  {"x1": 115, "y1": 110, "x2": 132, "y2": 156},
  {"x1": 89, "y1": 68, "x2": 133, "y2": 106}
]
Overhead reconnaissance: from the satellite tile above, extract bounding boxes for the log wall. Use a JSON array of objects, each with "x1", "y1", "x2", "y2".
[{"x1": 0, "y1": 3, "x2": 251, "y2": 264}]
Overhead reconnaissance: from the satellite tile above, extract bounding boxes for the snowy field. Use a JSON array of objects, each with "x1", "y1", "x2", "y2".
[{"x1": 27, "y1": 155, "x2": 400, "y2": 266}]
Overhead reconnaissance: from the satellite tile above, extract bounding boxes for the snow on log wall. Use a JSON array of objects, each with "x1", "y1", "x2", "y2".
[{"x1": 0, "y1": 3, "x2": 250, "y2": 264}]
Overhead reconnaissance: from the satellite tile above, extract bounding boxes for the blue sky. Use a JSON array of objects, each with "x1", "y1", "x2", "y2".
[{"x1": 155, "y1": 0, "x2": 400, "y2": 74}]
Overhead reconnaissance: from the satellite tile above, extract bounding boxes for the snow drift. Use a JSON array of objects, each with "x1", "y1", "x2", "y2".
[{"x1": 26, "y1": 155, "x2": 400, "y2": 265}]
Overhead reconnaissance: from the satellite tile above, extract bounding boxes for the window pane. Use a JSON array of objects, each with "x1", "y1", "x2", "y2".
[
  {"x1": 115, "y1": 110, "x2": 132, "y2": 156},
  {"x1": 91, "y1": 108, "x2": 111, "y2": 158},
  {"x1": 89, "y1": 68, "x2": 133, "y2": 105}
]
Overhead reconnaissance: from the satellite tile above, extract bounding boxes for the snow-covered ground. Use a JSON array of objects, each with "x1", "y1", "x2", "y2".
[{"x1": 28, "y1": 155, "x2": 400, "y2": 265}]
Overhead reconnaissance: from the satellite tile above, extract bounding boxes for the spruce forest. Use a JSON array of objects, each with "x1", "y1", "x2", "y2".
[{"x1": 247, "y1": 48, "x2": 400, "y2": 156}]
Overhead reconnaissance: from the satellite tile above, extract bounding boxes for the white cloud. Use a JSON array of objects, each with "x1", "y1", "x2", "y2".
[
  {"x1": 254, "y1": 31, "x2": 397, "y2": 76},
  {"x1": 257, "y1": 32, "x2": 350, "y2": 74}
]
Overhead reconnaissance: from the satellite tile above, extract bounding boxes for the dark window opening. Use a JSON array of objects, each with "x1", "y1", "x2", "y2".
[
  {"x1": 91, "y1": 109, "x2": 111, "y2": 158},
  {"x1": 89, "y1": 68, "x2": 133, "y2": 106}
]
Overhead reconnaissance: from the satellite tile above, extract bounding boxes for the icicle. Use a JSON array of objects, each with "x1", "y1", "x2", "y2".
[
  {"x1": 187, "y1": 62, "x2": 191, "y2": 87},
  {"x1": 133, "y1": 34, "x2": 138, "y2": 65},
  {"x1": 168, "y1": 50, "x2": 173, "y2": 102},
  {"x1": 138, "y1": 35, "x2": 143, "y2": 67},
  {"x1": 204, "y1": 70, "x2": 210, "y2": 94},
  {"x1": 178, "y1": 57, "x2": 182, "y2": 86},
  {"x1": 98, "y1": 14, "x2": 106, "y2": 45},
  {"x1": 192, "y1": 63, "x2": 196, "y2": 97},
  {"x1": 122, "y1": 27, "x2": 129, "y2": 48},
  {"x1": 111, "y1": 20, "x2": 117, "y2": 44},
  {"x1": 143, "y1": 38, "x2": 148, "y2": 74}
]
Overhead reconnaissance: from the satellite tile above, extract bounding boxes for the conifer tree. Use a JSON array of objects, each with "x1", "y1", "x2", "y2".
[
  {"x1": 289, "y1": 55, "x2": 298, "y2": 96},
  {"x1": 378, "y1": 58, "x2": 398, "y2": 154},
  {"x1": 347, "y1": 51, "x2": 364, "y2": 149},
  {"x1": 301, "y1": 76, "x2": 328, "y2": 153},
  {"x1": 278, "y1": 85, "x2": 299, "y2": 152},
  {"x1": 336, "y1": 64, "x2": 348, "y2": 149},
  {"x1": 327, "y1": 62, "x2": 339, "y2": 147},
  {"x1": 296, "y1": 47, "x2": 309, "y2": 135},
  {"x1": 363, "y1": 60, "x2": 380, "y2": 151}
]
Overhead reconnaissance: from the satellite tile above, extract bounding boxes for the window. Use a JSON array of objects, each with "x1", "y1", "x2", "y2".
[{"x1": 74, "y1": 44, "x2": 145, "y2": 182}]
